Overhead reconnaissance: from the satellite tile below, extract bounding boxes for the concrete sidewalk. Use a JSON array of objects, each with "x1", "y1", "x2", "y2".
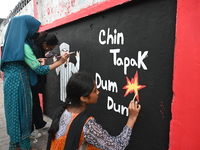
[{"x1": 0, "y1": 79, "x2": 52, "y2": 150}]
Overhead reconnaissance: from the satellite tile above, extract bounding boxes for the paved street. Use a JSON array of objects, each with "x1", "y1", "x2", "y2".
[{"x1": 0, "y1": 79, "x2": 52, "y2": 150}]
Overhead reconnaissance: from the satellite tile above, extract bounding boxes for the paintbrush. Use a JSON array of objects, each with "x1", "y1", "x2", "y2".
[{"x1": 56, "y1": 51, "x2": 75, "y2": 58}]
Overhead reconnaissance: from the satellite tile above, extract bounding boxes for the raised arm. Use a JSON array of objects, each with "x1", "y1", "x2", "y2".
[
  {"x1": 24, "y1": 44, "x2": 69, "y2": 74},
  {"x1": 83, "y1": 101, "x2": 141, "y2": 150}
]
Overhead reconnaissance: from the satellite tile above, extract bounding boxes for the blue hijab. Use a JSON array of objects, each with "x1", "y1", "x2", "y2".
[{"x1": 1, "y1": 15, "x2": 41, "y2": 85}]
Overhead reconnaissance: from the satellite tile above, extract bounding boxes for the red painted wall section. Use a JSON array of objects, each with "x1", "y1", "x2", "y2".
[
  {"x1": 170, "y1": 0, "x2": 200, "y2": 149},
  {"x1": 33, "y1": 0, "x2": 38, "y2": 20}
]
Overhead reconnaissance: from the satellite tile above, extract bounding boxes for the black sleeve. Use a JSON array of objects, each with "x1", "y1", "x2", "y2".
[{"x1": 33, "y1": 45, "x2": 44, "y2": 58}]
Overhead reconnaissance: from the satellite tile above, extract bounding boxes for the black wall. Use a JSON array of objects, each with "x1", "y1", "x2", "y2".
[{"x1": 44, "y1": 0, "x2": 176, "y2": 149}]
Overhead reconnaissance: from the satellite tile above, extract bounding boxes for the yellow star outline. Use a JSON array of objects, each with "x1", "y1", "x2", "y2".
[{"x1": 123, "y1": 71, "x2": 146, "y2": 102}]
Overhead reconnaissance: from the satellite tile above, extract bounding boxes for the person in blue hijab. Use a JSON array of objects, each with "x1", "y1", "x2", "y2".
[{"x1": 1, "y1": 15, "x2": 69, "y2": 150}]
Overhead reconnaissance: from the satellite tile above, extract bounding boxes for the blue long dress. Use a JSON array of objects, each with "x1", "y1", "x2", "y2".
[
  {"x1": 1, "y1": 15, "x2": 49, "y2": 149},
  {"x1": 3, "y1": 44, "x2": 50, "y2": 143}
]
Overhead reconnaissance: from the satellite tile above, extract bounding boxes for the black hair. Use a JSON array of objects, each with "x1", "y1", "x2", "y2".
[
  {"x1": 33, "y1": 32, "x2": 59, "y2": 46},
  {"x1": 66, "y1": 72, "x2": 94, "y2": 106},
  {"x1": 31, "y1": 32, "x2": 40, "y2": 40},
  {"x1": 48, "y1": 72, "x2": 94, "y2": 141}
]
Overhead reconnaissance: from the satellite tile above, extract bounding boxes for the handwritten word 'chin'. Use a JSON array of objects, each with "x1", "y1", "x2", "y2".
[
  {"x1": 99, "y1": 28, "x2": 124, "y2": 45},
  {"x1": 110, "y1": 49, "x2": 148, "y2": 75},
  {"x1": 107, "y1": 96, "x2": 128, "y2": 116}
]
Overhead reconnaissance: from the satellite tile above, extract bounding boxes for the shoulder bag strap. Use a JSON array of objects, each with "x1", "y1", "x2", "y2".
[{"x1": 64, "y1": 111, "x2": 89, "y2": 150}]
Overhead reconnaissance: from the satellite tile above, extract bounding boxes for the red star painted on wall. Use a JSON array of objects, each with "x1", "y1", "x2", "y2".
[{"x1": 123, "y1": 71, "x2": 146, "y2": 102}]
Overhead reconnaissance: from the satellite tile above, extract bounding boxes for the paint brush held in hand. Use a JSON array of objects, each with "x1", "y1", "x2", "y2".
[
  {"x1": 132, "y1": 94, "x2": 136, "y2": 101},
  {"x1": 56, "y1": 51, "x2": 75, "y2": 58}
]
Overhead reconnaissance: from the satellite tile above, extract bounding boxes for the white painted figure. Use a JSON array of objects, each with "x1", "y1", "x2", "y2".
[{"x1": 54, "y1": 42, "x2": 80, "y2": 102}]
